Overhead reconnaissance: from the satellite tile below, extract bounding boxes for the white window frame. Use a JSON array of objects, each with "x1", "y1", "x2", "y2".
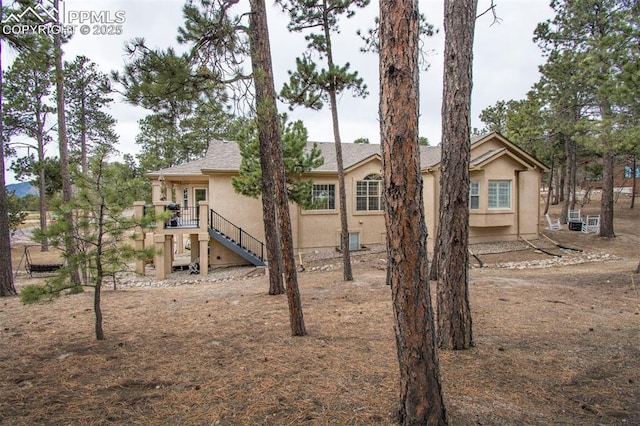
[
  {"x1": 356, "y1": 174, "x2": 382, "y2": 212},
  {"x1": 469, "y1": 181, "x2": 480, "y2": 210},
  {"x1": 311, "y1": 184, "x2": 336, "y2": 210},
  {"x1": 488, "y1": 180, "x2": 511, "y2": 209}
]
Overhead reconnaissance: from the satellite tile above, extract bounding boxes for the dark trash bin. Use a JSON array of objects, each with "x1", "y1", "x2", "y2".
[{"x1": 568, "y1": 221, "x2": 582, "y2": 231}]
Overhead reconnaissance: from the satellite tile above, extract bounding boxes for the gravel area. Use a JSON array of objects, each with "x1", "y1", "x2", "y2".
[
  {"x1": 114, "y1": 238, "x2": 621, "y2": 288},
  {"x1": 488, "y1": 251, "x2": 619, "y2": 269},
  {"x1": 14, "y1": 225, "x2": 620, "y2": 288}
]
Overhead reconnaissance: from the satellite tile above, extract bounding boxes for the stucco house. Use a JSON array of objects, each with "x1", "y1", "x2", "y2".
[{"x1": 134, "y1": 131, "x2": 549, "y2": 278}]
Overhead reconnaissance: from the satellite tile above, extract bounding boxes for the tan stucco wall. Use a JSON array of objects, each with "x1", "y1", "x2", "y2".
[
  {"x1": 209, "y1": 239, "x2": 252, "y2": 267},
  {"x1": 345, "y1": 161, "x2": 386, "y2": 249},
  {"x1": 198, "y1": 160, "x2": 388, "y2": 256},
  {"x1": 203, "y1": 150, "x2": 543, "y2": 256},
  {"x1": 148, "y1": 134, "x2": 545, "y2": 267},
  {"x1": 473, "y1": 138, "x2": 504, "y2": 153},
  {"x1": 296, "y1": 161, "x2": 386, "y2": 252},
  {"x1": 208, "y1": 173, "x2": 266, "y2": 243},
  {"x1": 517, "y1": 170, "x2": 542, "y2": 239},
  {"x1": 421, "y1": 171, "x2": 438, "y2": 251},
  {"x1": 467, "y1": 157, "x2": 538, "y2": 244},
  {"x1": 469, "y1": 158, "x2": 520, "y2": 243},
  {"x1": 427, "y1": 140, "x2": 544, "y2": 247}
]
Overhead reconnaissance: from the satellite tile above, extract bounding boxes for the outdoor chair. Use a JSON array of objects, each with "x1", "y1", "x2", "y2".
[
  {"x1": 581, "y1": 215, "x2": 600, "y2": 234},
  {"x1": 567, "y1": 209, "x2": 582, "y2": 223},
  {"x1": 545, "y1": 213, "x2": 562, "y2": 231}
]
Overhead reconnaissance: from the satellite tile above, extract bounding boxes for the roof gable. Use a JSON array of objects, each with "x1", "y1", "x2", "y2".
[
  {"x1": 470, "y1": 132, "x2": 549, "y2": 172},
  {"x1": 470, "y1": 148, "x2": 537, "y2": 171},
  {"x1": 426, "y1": 132, "x2": 549, "y2": 172},
  {"x1": 344, "y1": 153, "x2": 381, "y2": 173}
]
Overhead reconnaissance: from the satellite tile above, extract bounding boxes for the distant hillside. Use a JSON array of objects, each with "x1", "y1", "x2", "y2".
[{"x1": 6, "y1": 182, "x2": 38, "y2": 198}]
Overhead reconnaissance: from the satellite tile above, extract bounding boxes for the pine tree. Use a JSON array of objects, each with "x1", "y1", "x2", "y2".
[
  {"x1": 0, "y1": 0, "x2": 42, "y2": 297},
  {"x1": 113, "y1": 46, "x2": 232, "y2": 173},
  {"x1": 64, "y1": 55, "x2": 116, "y2": 173},
  {"x1": 232, "y1": 116, "x2": 324, "y2": 208},
  {"x1": 277, "y1": 0, "x2": 371, "y2": 281},
  {"x1": 52, "y1": 0, "x2": 81, "y2": 288},
  {"x1": 434, "y1": 0, "x2": 478, "y2": 350},
  {"x1": 535, "y1": 0, "x2": 640, "y2": 237},
  {"x1": 379, "y1": 0, "x2": 446, "y2": 422},
  {"x1": 3, "y1": 44, "x2": 55, "y2": 252},
  {"x1": 248, "y1": 0, "x2": 306, "y2": 332},
  {"x1": 22, "y1": 146, "x2": 154, "y2": 340}
]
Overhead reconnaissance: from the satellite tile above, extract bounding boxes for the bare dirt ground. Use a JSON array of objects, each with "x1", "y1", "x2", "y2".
[{"x1": 1, "y1": 199, "x2": 639, "y2": 425}]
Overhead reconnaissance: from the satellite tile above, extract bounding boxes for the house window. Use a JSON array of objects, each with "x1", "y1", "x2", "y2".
[
  {"x1": 194, "y1": 188, "x2": 207, "y2": 217},
  {"x1": 312, "y1": 184, "x2": 335, "y2": 210},
  {"x1": 488, "y1": 180, "x2": 511, "y2": 209},
  {"x1": 195, "y1": 188, "x2": 207, "y2": 204},
  {"x1": 183, "y1": 188, "x2": 188, "y2": 209},
  {"x1": 469, "y1": 181, "x2": 480, "y2": 209},
  {"x1": 340, "y1": 232, "x2": 361, "y2": 251},
  {"x1": 356, "y1": 173, "x2": 382, "y2": 211}
]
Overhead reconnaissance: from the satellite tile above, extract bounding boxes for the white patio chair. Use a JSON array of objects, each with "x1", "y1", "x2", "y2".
[
  {"x1": 581, "y1": 215, "x2": 600, "y2": 234},
  {"x1": 545, "y1": 213, "x2": 561, "y2": 231},
  {"x1": 567, "y1": 209, "x2": 582, "y2": 223}
]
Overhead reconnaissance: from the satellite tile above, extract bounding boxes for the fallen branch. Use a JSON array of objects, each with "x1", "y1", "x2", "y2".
[{"x1": 519, "y1": 237, "x2": 562, "y2": 258}]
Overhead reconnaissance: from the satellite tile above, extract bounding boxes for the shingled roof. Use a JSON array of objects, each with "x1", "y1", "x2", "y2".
[
  {"x1": 148, "y1": 140, "x2": 443, "y2": 178},
  {"x1": 145, "y1": 131, "x2": 545, "y2": 179}
]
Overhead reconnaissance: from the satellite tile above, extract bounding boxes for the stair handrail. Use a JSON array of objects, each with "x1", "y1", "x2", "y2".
[{"x1": 209, "y1": 209, "x2": 264, "y2": 261}]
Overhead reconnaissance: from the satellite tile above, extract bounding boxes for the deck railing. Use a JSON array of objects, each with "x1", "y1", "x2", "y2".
[
  {"x1": 209, "y1": 209, "x2": 264, "y2": 261},
  {"x1": 164, "y1": 205, "x2": 200, "y2": 229}
]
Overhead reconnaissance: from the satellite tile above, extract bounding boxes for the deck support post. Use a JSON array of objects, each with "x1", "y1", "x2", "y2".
[{"x1": 198, "y1": 233, "x2": 209, "y2": 276}]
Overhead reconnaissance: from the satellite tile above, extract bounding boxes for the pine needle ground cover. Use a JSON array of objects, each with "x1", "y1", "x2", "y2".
[{"x1": 2, "y1": 200, "x2": 639, "y2": 425}]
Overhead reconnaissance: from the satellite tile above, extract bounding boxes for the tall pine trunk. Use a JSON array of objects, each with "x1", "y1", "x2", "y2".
[
  {"x1": 600, "y1": 149, "x2": 615, "y2": 237},
  {"x1": 249, "y1": 0, "x2": 305, "y2": 335},
  {"x1": 0, "y1": 68, "x2": 17, "y2": 296},
  {"x1": 94, "y1": 205, "x2": 105, "y2": 340},
  {"x1": 560, "y1": 133, "x2": 576, "y2": 224},
  {"x1": 323, "y1": 17, "x2": 353, "y2": 281},
  {"x1": 243, "y1": 0, "x2": 285, "y2": 296},
  {"x1": 330, "y1": 92, "x2": 353, "y2": 281},
  {"x1": 263, "y1": 187, "x2": 285, "y2": 295},
  {"x1": 53, "y1": 0, "x2": 81, "y2": 287},
  {"x1": 631, "y1": 156, "x2": 636, "y2": 209},
  {"x1": 36, "y1": 121, "x2": 48, "y2": 251},
  {"x1": 435, "y1": 0, "x2": 476, "y2": 351},
  {"x1": 544, "y1": 154, "x2": 555, "y2": 215},
  {"x1": 379, "y1": 0, "x2": 446, "y2": 423},
  {"x1": 599, "y1": 103, "x2": 615, "y2": 238}
]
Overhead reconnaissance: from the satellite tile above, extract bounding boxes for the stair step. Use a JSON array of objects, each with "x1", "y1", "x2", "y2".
[{"x1": 209, "y1": 221, "x2": 265, "y2": 266}]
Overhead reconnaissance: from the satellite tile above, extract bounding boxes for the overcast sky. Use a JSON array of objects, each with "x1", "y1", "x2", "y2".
[{"x1": 3, "y1": 0, "x2": 554, "y2": 184}]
